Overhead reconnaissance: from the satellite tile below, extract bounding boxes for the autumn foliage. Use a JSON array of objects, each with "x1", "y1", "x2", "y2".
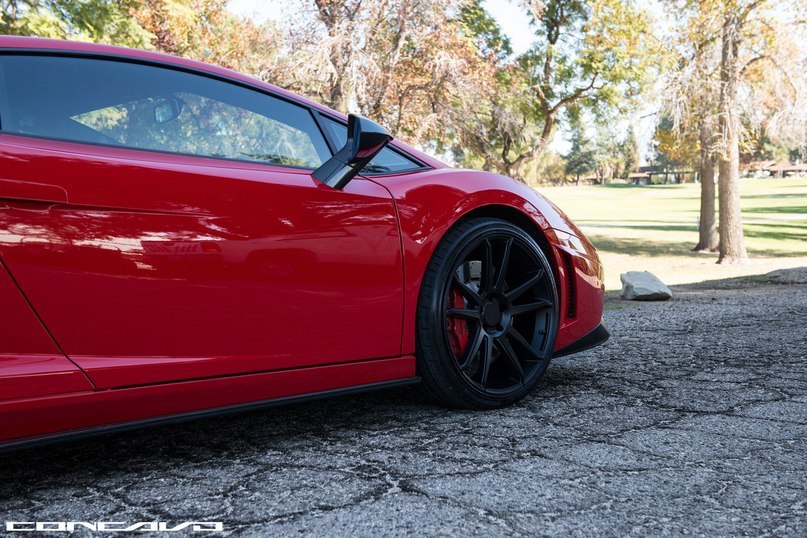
[{"x1": 1, "y1": 0, "x2": 663, "y2": 182}]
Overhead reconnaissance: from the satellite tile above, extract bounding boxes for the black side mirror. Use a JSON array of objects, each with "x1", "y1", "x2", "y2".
[
  {"x1": 313, "y1": 114, "x2": 393, "y2": 189},
  {"x1": 153, "y1": 97, "x2": 184, "y2": 124}
]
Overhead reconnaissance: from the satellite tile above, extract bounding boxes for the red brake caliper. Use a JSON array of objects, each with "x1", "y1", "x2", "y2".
[{"x1": 447, "y1": 288, "x2": 470, "y2": 359}]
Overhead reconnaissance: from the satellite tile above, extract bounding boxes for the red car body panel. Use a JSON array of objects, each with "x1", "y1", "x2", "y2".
[
  {"x1": 0, "y1": 261, "x2": 94, "y2": 400},
  {"x1": 0, "y1": 37, "x2": 605, "y2": 448},
  {"x1": 1, "y1": 356, "x2": 415, "y2": 442},
  {"x1": 0, "y1": 134, "x2": 404, "y2": 390}
]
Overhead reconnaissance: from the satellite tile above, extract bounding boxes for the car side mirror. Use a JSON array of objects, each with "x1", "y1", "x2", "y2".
[
  {"x1": 153, "y1": 97, "x2": 184, "y2": 124},
  {"x1": 313, "y1": 114, "x2": 393, "y2": 189}
]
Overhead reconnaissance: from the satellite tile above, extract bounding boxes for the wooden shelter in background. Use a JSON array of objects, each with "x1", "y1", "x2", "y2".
[
  {"x1": 628, "y1": 172, "x2": 650, "y2": 185},
  {"x1": 743, "y1": 160, "x2": 777, "y2": 175},
  {"x1": 632, "y1": 166, "x2": 696, "y2": 185},
  {"x1": 766, "y1": 161, "x2": 807, "y2": 178}
]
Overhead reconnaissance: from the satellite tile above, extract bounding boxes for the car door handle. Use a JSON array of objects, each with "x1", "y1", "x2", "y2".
[{"x1": 0, "y1": 178, "x2": 68, "y2": 205}]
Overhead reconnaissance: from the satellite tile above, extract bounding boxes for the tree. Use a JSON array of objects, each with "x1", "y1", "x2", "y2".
[
  {"x1": 454, "y1": 0, "x2": 658, "y2": 180},
  {"x1": 662, "y1": 0, "x2": 806, "y2": 261},
  {"x1": 565, "y1": 120, "x2": 597, "y2": 185},
  {"x1": 691, "y1": 32, "x2": 721, "y2": 252},
  {"x1": 621, "y1": 126, "x2": 641, "y2": 178},
  {"x1": 590, "y1": 124, "x2": 627, "y2": 183},
  {"x1": 0, "y1": 0, "x2": 281, "y2": 75},
  {"x1": 132, "y1": 0, "x2": 282, "y2": 75},
  {"x1": 714, "y1": 0, "x2": 805, "y2": 262},
  {"x1": 739, "y1": 7, "x2": 807, "y2": 165},
  {"x1": 2, "y1": 0, "x2": 154, "y2": 47},
  {"x1": 275, "y1": 0, "x2": 491, "y2": 152},
  {"x1": 529, "y1": 149, "x2": 570, "y2": 185},
  {"x1": 695, "y1": 123, "x2": 720, "y2": 251},
  {"x1": 714, "y1": 3, "x2": 748, "y2": 263},
  {"x1": 362, "y1": 1, "x2": 495, "y2": 143},
  {"x1": 660, "y1": 0, "x2": 722, "y2": 251},
  {"x1": 306, "y1": 0, "x2": 363, "y2": 113}
]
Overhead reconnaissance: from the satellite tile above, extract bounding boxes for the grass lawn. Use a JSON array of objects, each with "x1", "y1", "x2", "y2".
[{"x1": 538, "y1": 176, "x2": 807, "y2": 290}]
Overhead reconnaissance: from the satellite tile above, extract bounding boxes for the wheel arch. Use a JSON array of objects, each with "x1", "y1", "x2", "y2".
[
  {"x1": 412, "y1": 211, "x2": 561, "y2": 408},
  {"x1": 374, "y1": 169, "x2": 577, "y2": 356},
  {"x1": 451, "y1": 204, "x2": 564, "y2": 307}
]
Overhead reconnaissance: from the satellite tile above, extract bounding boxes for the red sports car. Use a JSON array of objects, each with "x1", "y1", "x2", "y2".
[{"x1": 0, "y1": 36, "x2": 607, "y2": 449}]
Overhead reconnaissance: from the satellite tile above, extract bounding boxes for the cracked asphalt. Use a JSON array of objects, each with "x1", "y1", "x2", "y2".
[{"x1": 1, "y1": 278, "x2": 805, "y2": 536}]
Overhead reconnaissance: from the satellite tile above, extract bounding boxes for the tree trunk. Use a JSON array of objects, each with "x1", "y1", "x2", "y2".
[
  {"x1": 315, "y1": 1, "x2": 353, "y2": 113},
  {"x1": 327, "y1": 74, "x2": 349, "y2": 113},
  {"x1": 716, "y1": 12, "x2": 748, "y2": 264},
  {"x1": 327, "y1": 39, "x2": 351, "y2": 112},
  {"x1": 509, "y1": 110, "x2": 556, "y2": 181},
  {"x1": 693, "y1": 153, "x2": 719, "y2": 252},
  {"x1": 503, "y1": 161, "x2": 518, "y2": 180}
]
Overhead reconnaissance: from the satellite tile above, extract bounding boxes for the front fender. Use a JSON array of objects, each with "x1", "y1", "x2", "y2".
[{"x1": 369, "y1": 169, "x2": 604, "y2": 356}]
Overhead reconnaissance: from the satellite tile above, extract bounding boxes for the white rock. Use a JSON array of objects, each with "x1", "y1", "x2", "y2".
[{"x1": 620, "y1": 271, "x2": 672, "y2": 301}]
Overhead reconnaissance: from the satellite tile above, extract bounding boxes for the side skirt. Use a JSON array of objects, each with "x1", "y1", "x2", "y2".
[{"x1": 0, "y1": 356, "x2": 417, "y2": 451}]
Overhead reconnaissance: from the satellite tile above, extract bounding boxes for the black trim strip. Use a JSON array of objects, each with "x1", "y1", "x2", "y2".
[
  {"x1": 312, "y1": 109, "x2": 339, "y2": 153},
  {"x1": 0, "y1": 377, "x2": 420, "y2": 453},
  {"x1": 554, "y1": 321, "x2": 609, "y2": 357},
  {"x1": 562, "y1": 252, "x2": 577, "y2": 319},
  {"x1": 312, "y1": 109, "x2": 430, "y2": 175},
  {"x1": 0, "y1": 56, "x2": 7, "y2": 131}
]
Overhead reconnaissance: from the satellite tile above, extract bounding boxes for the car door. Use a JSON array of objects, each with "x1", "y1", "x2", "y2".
[{"x1": 0, "y1": 53, "x2": 403, "y2": 389}]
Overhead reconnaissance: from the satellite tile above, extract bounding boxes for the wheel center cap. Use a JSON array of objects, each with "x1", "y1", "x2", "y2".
[{"x1": 482, "y1": 302, "x2": 503, "y2": 326}]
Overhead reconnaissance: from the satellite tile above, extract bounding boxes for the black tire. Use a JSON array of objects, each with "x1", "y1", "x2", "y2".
[{"x1": 416, "y1": 218, "x2": 559, "y2": 409}]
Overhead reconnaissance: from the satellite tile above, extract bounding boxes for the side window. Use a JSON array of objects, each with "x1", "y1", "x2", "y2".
[
  {"x1": 321, "y1": 117, "x2": 423, "y2": 174},
  {"x1": 0, "y1": 55, "x2": 331, "y2": 169}
]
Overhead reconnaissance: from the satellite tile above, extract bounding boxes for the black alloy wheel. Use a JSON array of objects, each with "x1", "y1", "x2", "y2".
[{"x1": 416, "y1": 218, "x2": 559, "y2": 408}]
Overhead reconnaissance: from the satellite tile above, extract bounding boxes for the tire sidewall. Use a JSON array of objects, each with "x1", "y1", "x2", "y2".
[{"x1": 417, "y1": 218, "x2": 560, "y2": 408}]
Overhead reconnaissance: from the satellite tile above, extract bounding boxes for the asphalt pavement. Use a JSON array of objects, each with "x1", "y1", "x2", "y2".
[{"x1": 1, "y1": 277, "x2": 805, "y2": 536}]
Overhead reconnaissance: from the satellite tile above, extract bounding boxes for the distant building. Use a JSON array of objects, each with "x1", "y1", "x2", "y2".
[
  {"x1": 628, "y1": 172, "x2": 650, "y2": 185},
  {"x1": 743, "y1": 160, "x2": 777, "y2": 175},
  {"x1": 635, "y1": 166, "x2": 695, "y2": 184},
  {"x1": 766, "y1": 161, "x2": 807, "y2": 178}
]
